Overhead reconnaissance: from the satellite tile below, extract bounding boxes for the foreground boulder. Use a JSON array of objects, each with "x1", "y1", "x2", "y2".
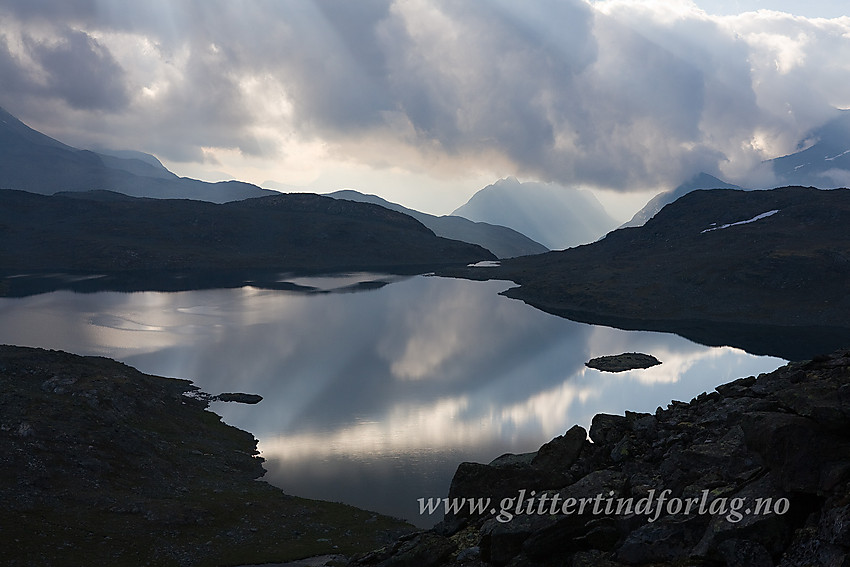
[{"x1": 350, "y1": 348, "x2": 850, "y2": 566}]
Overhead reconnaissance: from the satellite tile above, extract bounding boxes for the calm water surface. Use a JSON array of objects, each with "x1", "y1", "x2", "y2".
[{"x1": 0, "y1": 274, "x2": 785, "y2": 526}]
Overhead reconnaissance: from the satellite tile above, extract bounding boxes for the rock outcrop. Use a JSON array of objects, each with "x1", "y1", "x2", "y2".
[
  {"x1": 214, "y1": 392, "x2": 264, "y2": 404},
  {"x1": 585, "y1": 353, "x2": 661, "y2": 372},
  {"x1": 350, "y1": 348, "x2": 850, "y2": 566},
  {"x1": 0, "y1": 346, "x2": 413, "y2": 566}
]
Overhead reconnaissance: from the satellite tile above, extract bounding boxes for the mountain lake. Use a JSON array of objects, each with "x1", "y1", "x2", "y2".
[{"x1": 0, "y1": 273, "x2": 786, "y2": 526}]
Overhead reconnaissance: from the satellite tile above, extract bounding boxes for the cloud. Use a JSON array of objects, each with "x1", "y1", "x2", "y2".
[
  {"x1": 375, "y1": 1, "x2": 597, "y2": 166},
  {"x1": 0, "y1": 0, "x2": 848, "y2": 192},
  {"x1": 0, "y1": 22, "x2": 128, "y2": 112},
  {"x1": 30, "y1": 27, "x2": 130, "y2": 111}
]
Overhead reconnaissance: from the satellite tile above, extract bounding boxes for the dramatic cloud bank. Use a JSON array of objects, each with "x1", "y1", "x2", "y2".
[{"x1": 0, "y1": 0, "x2": 848, "y2": 197}]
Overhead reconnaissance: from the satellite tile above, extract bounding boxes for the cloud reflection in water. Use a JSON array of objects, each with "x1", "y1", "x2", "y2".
[{"x1": 0, "y1": 275, "x2": 785, "y2": 525}]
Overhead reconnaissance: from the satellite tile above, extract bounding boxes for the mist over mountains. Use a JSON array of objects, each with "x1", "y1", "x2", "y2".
[
  {"x1": 451, "y1": 177, "x2": 619, "y2": 250},
  {"x1": 5, "y1": 100, "x2": 850, "y2": 271},
  {"x1": 769, "y1": 109, "x2": 850, "y2": 189},
  {"x1": 0, "y1": 106, "x2": 617, "y2": 258},
  {"x1": 626, "y1": 111, "x2": 850, "y2": 227}
]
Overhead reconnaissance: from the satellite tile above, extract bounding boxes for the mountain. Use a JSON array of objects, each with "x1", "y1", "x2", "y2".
[
  {"x1": 770, "y1": 109, "x2": 850, "y2": 188},
  {"x1": 326, "y1": 189, "x2": 548, "y2": 258},
  {"x1": 623, "y1": 172, "x2": 743, "y2": 228},
  {"x1": 0, "y1": 189, "x2": 495, "y2": 295},
  {"x1": 451, "y1": 177, "x2": 619, "y2": 250},
  {"x1": 91, "y1": 148, "x2": 176, "y2": 180},
  {"x1": 449, "y1": 186, "x2": 850, "y2": 360},
  {"x1": 0, "y1": 106, "x2": 273, "y2": 202},
  {"x1": 625, "y1": 112, "x2": 850, "y2": 228}
]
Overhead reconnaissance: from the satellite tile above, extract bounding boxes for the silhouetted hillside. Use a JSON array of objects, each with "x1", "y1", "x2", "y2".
[
  {"x1": 327, "y1": 189, "x2": 548, "y2": 258},
  {"x1": 0, "y1": 190, "x2": 495, "y2": 295},
  {"x1": 623, "y1": 173, "x2": 743, "y2": 228},
  {"x1": 447, "y1": 186, "x2": 850, "y2": 359}
]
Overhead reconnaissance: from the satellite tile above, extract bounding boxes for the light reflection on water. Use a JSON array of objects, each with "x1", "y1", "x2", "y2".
[{"x1": 0, "y1": 275, "x2": 785, "y2": 526}]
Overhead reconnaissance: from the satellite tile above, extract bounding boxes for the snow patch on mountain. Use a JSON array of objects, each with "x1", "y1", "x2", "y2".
[
  {"x1": 701, "y1": 210, "x2": 780, "y2": 233},
  {"x1": 825, "y1": 150, "x2": 850, "y2": 161}
]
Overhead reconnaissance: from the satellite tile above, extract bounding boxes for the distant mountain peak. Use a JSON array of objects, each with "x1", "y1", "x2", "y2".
[
  {"x1": 451, "y1": 178, "x2": 618, "y2": 250},
  {"x1": 497, "y1": 176, "x2": 522, "y2": 187},
  {"x1": 326, "y1": 188, "x2": 548, "y2": 258},
  {"x1": 622, "y1": 172, "x2": 743, "y2": 228},
  {"x1": 627, "y1": 113, "x2": 850, "y2": 229},
  {"x1": 770, "y1": 110, "x2": 850, "y2": 188}
]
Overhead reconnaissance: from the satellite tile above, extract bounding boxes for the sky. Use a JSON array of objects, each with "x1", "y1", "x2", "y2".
[{"x1": 0, "y1": 0, "x2": 848, "y2": 219}]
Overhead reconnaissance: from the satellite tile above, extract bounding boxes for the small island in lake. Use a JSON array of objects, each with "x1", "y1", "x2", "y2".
[{"x1": 585, "y1": 352, "x2": 662, "y2": 372}]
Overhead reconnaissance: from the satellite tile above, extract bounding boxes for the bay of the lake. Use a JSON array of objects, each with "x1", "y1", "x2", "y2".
[{"x1": 0, "y1": 274, "x2": 785, "y2": 526}]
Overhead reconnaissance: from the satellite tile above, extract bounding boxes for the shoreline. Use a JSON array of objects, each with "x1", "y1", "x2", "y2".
[
  {"x1": 0, "y1": 345, "x2": 414, "y2": 566},
  {"x1": 353, "y1": 347, "x2": 850, "y2": 566}
]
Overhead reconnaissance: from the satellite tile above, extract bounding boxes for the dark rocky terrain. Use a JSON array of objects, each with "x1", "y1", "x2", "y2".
[
  {"x1": 444, "y1": 186, "x2": 850, "y2": 360},
  {"x1": 0, "y1": 189, "x2": 494, "y2": 296},
  {"x1": 0, "y1": 345, "x2": 414, "y2": 566},
  {"x1": 349, "y1": 347, "x2": 850, "y2": 567}
]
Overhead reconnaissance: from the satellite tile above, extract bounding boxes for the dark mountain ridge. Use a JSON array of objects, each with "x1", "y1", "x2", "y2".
[
  {"x1": 327, "y1": 189, "x2": 548, "y2": 258},
  {"x1": 0, "y1": 189, "x2": 494, "y2": 296},
  {"x1": 623, "y1": 172, "x2": 744, "y2": 228}
]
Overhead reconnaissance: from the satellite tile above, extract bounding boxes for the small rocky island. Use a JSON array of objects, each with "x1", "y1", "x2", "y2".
[
  {"x1": 0, "y1": 346, "x2": 413, "y2": 566},
  {"x1": 351, "y1": 348, "x2": 850, "y2": 566},
  {"x1": 585, "y1": 353, "x2": 662, "y2": 372}
]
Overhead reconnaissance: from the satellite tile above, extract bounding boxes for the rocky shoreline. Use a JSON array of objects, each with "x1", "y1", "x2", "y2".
[
  {"x1": 350, "y1": 347, "x2": 850, "y2": 566},
  {"x1": 0, "y1": 345, "x2": 413, "y2": 566},
  {"x1": 7, "y1": 342, "x2": 850, "y2": 566}
]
